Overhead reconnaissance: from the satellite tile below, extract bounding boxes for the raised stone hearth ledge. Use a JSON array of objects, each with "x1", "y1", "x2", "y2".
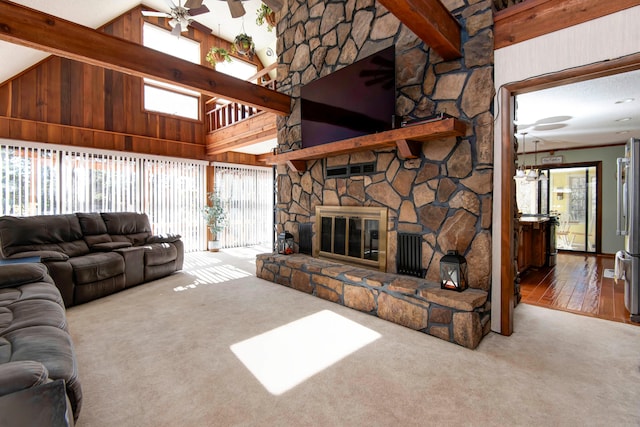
[{"x1": 256, "y1": 253, "x2": 491, "y2": 349}]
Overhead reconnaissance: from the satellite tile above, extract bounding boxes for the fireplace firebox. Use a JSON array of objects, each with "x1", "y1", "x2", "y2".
[{"x1": 314, "y1": 206, "x2": 388, "y2": 271}]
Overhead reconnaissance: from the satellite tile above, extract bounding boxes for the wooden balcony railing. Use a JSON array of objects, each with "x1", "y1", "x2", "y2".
[{"x1": 205, "y1": 65, "x2": 277, "y2": 133}]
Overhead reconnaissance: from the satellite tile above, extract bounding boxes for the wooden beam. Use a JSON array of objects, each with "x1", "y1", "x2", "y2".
[
  {"x1": 286, "y1": 160, "x2": 307, "y2": 172},
  {"x1": 494, "y1": 0, "x2": 640, "y2": 49},
  {"x1": 377, "y1": 0, "x2": 461, "y2": 60},
  {"x1": 0, "y1": 1, "x2": 291, "y2": 115},
  {"x1": 206, "y1": 111, "x2": 277, "y2": 155},
  {"x1": 260, "y1": 118, "x2": 467, "y2": 165}
]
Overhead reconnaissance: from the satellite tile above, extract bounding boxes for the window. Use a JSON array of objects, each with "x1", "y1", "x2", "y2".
[
  {"x1": 1, "y1": 141, "x2": 208, "y2": 252},
  {"x1": 142, "y1": 23, "x2": 201, "y2": 119}
]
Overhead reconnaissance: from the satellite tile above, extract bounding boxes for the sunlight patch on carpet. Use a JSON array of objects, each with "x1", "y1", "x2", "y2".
[
  {"x1": 173, "y1": 264, "x2": 251, "y2": 291},
  {"x1": 230, "y1": 310, "x2": 381, "y2": 395}
]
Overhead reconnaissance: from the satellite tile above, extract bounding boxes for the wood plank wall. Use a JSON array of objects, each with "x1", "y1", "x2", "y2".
[{"x1": 0, "y1": 6, "x2": 265, "y2": 161}]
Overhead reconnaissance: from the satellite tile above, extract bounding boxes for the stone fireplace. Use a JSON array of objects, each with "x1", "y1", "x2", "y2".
[{"x1": 257, "y1": 0, "x2": 495, "y2": 348}]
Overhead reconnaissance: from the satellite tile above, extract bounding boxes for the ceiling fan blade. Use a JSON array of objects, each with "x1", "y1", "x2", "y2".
[
  {"x1": 227, "y1": 0, "x2": 246, "y2": 18},
  {"x1": 188, "y1": 5, "x2": 210, "y2": 16},
  {"x1": 171, "y1": 23, "x2": 182, "y2": 36},
  {"x1": 184, "y1": 0, "x2": 204, "y2": 8},
  {"x1": 189, "y1": 20, "x2": 213, "y2": 35},
  {"x1": 163, "y1": 0, "x2": 179, "y2": 10},
  {"x1": 262, "y1": 0, "x2": 283, "y2": 12},
  {"x1": 142, "y1": 11, "x2": 170, "y2": 17}
]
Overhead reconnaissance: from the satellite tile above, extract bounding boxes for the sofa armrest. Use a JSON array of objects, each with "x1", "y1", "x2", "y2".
[
  {"x1": 145, "y1": 234, "x2": 181, "y2": 244},
  {"x1": 7, "y1": 251, "x2": 69, "y2": 262},
  {"x1": 0, "y1": 361, "x2": 49, "y2": 397},
  {"x1": 0, "y1": 263, "x2": 51, "y2": 289},
  {"x1": 115, "y1": 246, "x2": 145, "y2": 288}
]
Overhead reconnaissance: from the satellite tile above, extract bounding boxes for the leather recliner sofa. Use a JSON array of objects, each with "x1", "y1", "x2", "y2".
[
  {"x1": 0, "y1": 263, "x2": 82, "y2": 423},
  {"x1": 0, "y1": 212, "x2": 184, "y2": 307}
]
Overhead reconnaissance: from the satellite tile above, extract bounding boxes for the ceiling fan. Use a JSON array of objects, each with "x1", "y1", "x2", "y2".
[{"x1": 142, "y1": 0, "x2": 213, "y2": 36}]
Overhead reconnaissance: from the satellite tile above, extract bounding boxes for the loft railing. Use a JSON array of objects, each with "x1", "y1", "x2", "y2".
[
  {"x1": 205, "y1": 66, "x2": 277, "y2": 133},
  {"x1": 493, "y1": 0, "x2": 526, "y2": 12}
]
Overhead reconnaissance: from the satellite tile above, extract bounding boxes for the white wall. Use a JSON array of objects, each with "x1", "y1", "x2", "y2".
[{"x1": 492, "y1": 6, "x2": 640, "y2": 333}]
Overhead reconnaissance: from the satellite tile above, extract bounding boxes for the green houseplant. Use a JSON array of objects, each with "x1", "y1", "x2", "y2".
[
  {"x1": 232, "y1": 33, "x2": 255, "y2": 59},
  {"x1": 202, "y1": 191, "x2": 228, "y2": 251},
  {"x1": 256, "y1": 3, "x2": 276, "y2": 32},
  {"x1": 205, "y1": 46, "x2": 232, "y2": 69}
]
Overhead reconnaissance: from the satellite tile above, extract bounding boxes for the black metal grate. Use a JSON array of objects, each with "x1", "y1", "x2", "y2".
[
  {"x1": 397, "y1": 233, "x2": 425, "y2": 277},
  {"x1": 299, "y1": 223, "x2": 313, "y2": 255}
]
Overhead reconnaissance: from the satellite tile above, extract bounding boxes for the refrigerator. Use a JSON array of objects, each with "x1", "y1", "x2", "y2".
[{"x1": 616, "y1": 138, "x2": 640, "y2": 322}]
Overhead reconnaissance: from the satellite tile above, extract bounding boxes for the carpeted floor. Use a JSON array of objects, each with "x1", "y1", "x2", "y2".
[{"x1": 67, "y1": 247, "x2": 640, "y2": 426}]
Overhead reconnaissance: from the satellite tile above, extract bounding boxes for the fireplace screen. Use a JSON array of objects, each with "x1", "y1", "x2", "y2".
[{"x1": 315, "y1": 206, "x2": 388, "y2": 271}]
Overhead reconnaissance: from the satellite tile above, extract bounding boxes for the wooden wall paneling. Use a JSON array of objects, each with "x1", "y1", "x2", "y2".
[
  {"x1": 82, "y1": 64, "x2": 93, "y2": 127},
  {"x1": 36, "y1": 65, "x2": 46, "y2": 122},
  {"x1": 0, "y1": 83, "x2": 9, "y2": 116},
  {"x1": 18, "y1": 68, "x2": 36, "y2": 120},
  {"x1": 69, "y1": 61, "x2": 84, "y2": 127},
  {"x1": 47, "y1": 58, "x2": 61, "y2": 124},
  {"x1": 59, "y1": 59, "x2": 72, "y2": 126}
]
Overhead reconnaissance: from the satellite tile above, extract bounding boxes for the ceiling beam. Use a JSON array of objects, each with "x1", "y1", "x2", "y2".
[
  {"x1": 494, "y1": 0, "x2": 640, "y2": 49},
  {"x1": 206, "y1": 111, "x2": 277, "y2": 155},
  {"x1": 377, "y1": 0, "x2": 461, "y2": 60},
  {"x1": 0, "y1": 1, "x2": 291, "y2": 116}
]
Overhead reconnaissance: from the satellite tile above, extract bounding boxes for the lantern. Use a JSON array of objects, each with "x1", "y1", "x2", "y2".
[
  {"x1": 440, "y1": 250, "x2": 468, "y2": 292},
  {"x1": 277, "y1": 231, "x2": 295, "y2": 255}
]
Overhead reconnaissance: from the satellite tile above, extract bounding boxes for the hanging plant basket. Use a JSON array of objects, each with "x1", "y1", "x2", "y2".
[
  {"x1": 205, "y1": 47, "x2": 232, "y2": 69},
  {"x1": 232, "y1": 33, "x2": 255, "y2": 59},
  {"x1": 256, "y1": 3, "x2": 276, "y2": 32}
]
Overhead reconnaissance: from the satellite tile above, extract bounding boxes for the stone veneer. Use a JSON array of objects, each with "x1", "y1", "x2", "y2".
[
  {"x1": 257, "y1": 253, "x2": 491, "y2": 349},
  {"x1": 266, "y1": 0, "x2": 495, "y2": 345}
]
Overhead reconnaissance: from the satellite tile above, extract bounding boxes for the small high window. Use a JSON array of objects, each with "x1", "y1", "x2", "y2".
[{"x1": 142, "y1": 23, "x2": 201, "y2": 120}]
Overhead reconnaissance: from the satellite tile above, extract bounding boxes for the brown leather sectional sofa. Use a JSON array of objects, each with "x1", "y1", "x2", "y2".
[
  {"x1": 0, "y1": 212, "x2": 184, "y2": 307},
  {"x1": 0, "y1": 263, "x2": 82, "y2": 424}
]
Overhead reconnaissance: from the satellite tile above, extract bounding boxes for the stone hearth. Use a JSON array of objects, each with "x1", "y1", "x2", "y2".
[{"x1": 257, "y1": 253, "x2": 490, "y2": 349}]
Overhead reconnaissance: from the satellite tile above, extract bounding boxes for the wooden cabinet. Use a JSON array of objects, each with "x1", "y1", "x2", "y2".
[{"x1": 517, "y1": 217, "x2": 549, "y2": 272}]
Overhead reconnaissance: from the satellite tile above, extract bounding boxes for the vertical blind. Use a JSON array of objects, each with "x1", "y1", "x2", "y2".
[
  {"x1": 214, "y1": 162, "x2": 274, "y2": 248},
  {"x1": 1, "y1": 141, "x2": 207, "y2": 252}
]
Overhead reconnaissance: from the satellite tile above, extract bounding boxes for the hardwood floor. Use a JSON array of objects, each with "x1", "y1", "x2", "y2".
[{"x1": 519, "y1": 252, "x2": 639, "y2": 325}]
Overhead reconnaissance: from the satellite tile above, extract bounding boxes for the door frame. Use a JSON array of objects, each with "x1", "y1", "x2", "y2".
[{"x1": 499, "y1": 53, "x2": 640, "y2": 335}]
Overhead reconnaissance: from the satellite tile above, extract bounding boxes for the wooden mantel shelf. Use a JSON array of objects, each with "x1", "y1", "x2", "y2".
[{"x1": 259, "y1": 117, "x2": 467, "y2": 171}]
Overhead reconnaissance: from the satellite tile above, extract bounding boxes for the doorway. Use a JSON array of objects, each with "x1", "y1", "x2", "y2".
[
  {"x1": 498, "y1": 54, "x2": 640, "y2": 334},
  {"x1": 515, "y1": 163, "x2": 601, "y2": 253}
]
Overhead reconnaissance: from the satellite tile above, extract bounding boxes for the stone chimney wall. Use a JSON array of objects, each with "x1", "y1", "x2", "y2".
[{"x1": 274, "y1": 0, "x2": 494, "y2": 291}]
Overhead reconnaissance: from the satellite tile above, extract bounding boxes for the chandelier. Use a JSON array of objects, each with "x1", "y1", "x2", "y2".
[{"x1": 514, "y1": 133, "x2": 547, "y2": 182}]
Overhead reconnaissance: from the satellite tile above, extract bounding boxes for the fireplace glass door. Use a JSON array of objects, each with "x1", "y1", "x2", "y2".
[{"x1": 315, "y1": 206, "x2": 387, "y2": 271}]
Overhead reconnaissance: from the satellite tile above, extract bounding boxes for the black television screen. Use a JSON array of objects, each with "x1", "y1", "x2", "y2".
[{"x1": 301, "y1": 45, "x2": 396, "y2": 148}]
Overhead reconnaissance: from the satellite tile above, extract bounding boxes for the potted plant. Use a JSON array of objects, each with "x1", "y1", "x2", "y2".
[
  {"x1": 205, "y1": 46, "x2": 232, "y2": 69},
  {"x1": 232, "y1": 33, "x2": 255, "y2": 59},
  {"x1": 201, "y1": 191, "x2": 227, "y2": 251},
  {"x1": 256, "y1": 3, "x2": 276, "y2": 32}
]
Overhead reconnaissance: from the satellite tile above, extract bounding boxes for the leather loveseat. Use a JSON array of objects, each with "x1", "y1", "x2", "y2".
[
  {"x1": 0, "y1": 263, "x2": 82, "y2": 423},
  {"x1": 0, "y1": 212, "x2": 183, "y2": 307}
]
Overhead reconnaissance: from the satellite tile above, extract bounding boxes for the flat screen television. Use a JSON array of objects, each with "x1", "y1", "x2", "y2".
[{"x1": 300, "y1": 45, "x2": 396, "y2": 149}]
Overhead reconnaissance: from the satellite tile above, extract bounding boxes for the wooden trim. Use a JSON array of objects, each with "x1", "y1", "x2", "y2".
[
  {"x1": 207, "y1": 152, "x2": 265, "y2": 166},
  {"x1": 0, "y1": 1, "x2": 291, "y2": 115},
  {"x1": 494, "y1": 0, "x2": 640, "y2": 49},
  {"x1": 377, "y1": 0, "x2": 461, "y2": 60},
  {"x1": 500, "y1": 86, "x2": 515, "y2": 336},
  {"x1": 0, "y1": 116, "x2": 207, "y2": 160}
]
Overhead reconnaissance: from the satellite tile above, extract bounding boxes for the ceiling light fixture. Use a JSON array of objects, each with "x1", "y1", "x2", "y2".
[
  {"x1": 616, "y1": 117, "x2": 632, "y2": 122},
  {"x1": 514, "y1": 132, "x2": 527, "y2": 180},
  {"x1": 615, "y1": 98, "x2": 635, "y2": 104}
]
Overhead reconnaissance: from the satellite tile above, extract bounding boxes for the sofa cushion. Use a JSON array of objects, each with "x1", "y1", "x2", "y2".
[
  {"x1": 144, "y1": 243, "x2": 178, "y2": 266},
  {"x1": 68, "y1": 253, "x2": 125, "y2": 285},
  {"x1": 101, "y1": 213, "x2": 152, "y2": 246},
  {"x1": 0, "y1": 214, "x2": 89, "y2": 257},
  {"x1": 5, "y1": 251, "x2": 69, "y2": 263},
  {"x1": 76, "y1": 212, "x2": 113, "y2": 247},
  {"x1": 0, "y1": 361, "x2": 49, "y2": 396}
]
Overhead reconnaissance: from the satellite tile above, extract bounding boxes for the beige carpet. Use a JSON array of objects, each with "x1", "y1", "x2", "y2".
[{"x1": 67, "y1": 247, "x2": 640, "y2": 426}]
